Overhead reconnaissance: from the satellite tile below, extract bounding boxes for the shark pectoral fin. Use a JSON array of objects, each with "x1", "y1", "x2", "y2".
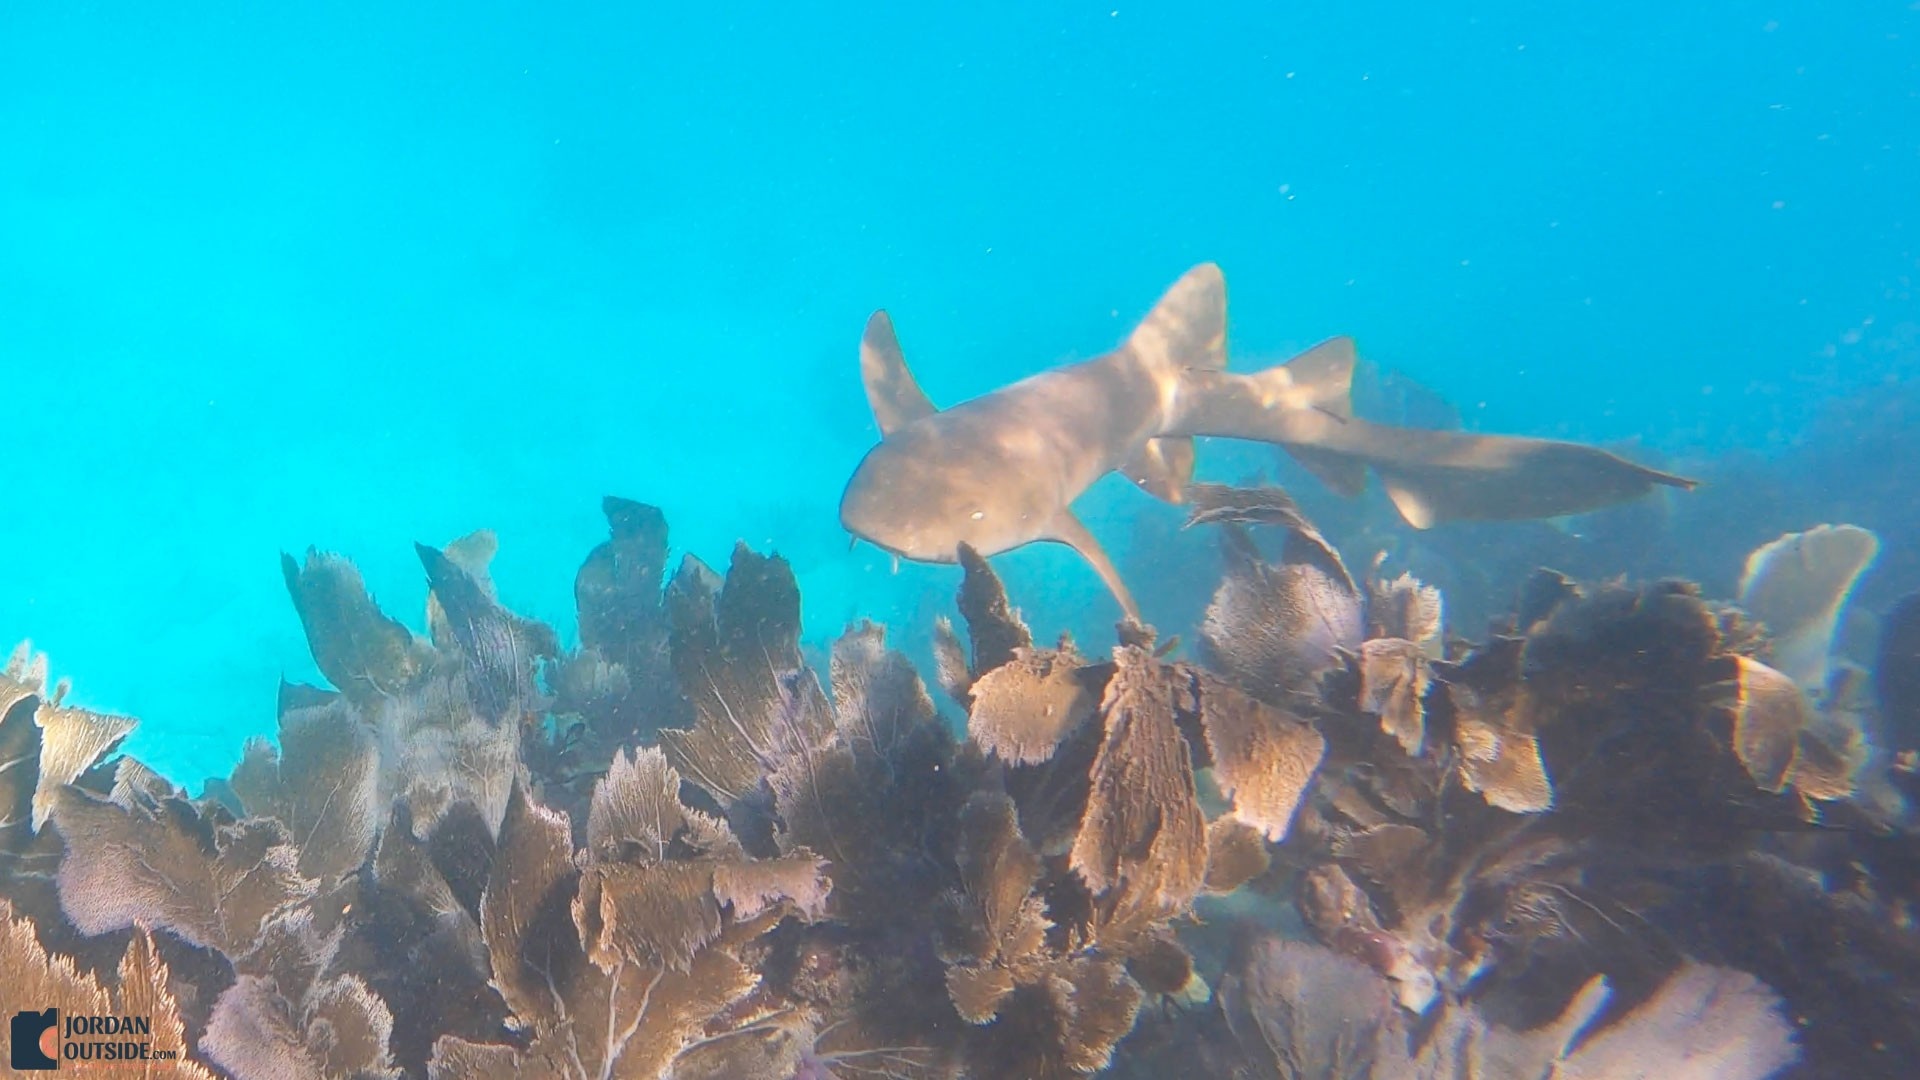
[
  {"x1": 860, "y1": 310, "x2": 940, "y2": 437},
  {"x1": 1377, "y1": 470, "x2": 1438, "y2": 529},
  {"x1": 1047, "y1": 510, "x2": 1144, "y2": 625},
  {"x1": 1283, "y1": 445, "x2": 1369, "y2": 498},
  {"x1": 1122, "y1": 436, "x2": 1196, "y2": 504},
  {"x1": 1643, "y1": 464, "x2": 1700, "y2": 491}
]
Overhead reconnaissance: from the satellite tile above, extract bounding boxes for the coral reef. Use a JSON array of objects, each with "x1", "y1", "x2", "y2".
[
  {"x1": 2, "y1": 488, "x2": 1918, "y2": 1077},
  {"x1": 1213, "y1": 937, "x2": 1799, "y2": 1080},
  {"x1": 1880, "y1": 592, "x2": 1920, "y2": 752}
]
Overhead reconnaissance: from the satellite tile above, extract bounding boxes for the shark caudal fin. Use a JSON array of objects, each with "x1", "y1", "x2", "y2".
[
  {"x1": 1256, "y1": 337, "x2": 1368, "y2": 496},
  {"x1": 1118, "y1": 263, "x2": 1227, "y2": 504}
]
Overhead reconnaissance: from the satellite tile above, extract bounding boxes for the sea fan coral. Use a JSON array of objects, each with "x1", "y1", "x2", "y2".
[
  {"x1": 0, "y1": 897, "x2": 215, "y2": 1078},
  {"x1": 423, "y1": 758, "x2": 828, "y2": 1078},
  {"x1": 2, "y1": 493, "x2": 1914, "y2": 1078},
  {"x1": 1218, "y1": 937, "x2": 1800, "y2": 1080},
  {"x1": 1738, "y1": 523, "x2": 1879, "y2": 691}
]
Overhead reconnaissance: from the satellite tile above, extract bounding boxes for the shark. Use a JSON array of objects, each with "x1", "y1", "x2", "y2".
[{"x1": 837, "y1": 263, "x2": 1696, "y2": 623}]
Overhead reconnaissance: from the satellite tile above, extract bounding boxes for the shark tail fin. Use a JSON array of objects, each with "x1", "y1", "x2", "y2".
[
  {"x1": 1125, "y1": 263, "x2": 1228, "y2": 373},
  {"x1": 1250, "y1": 337, "x2": 1368, "y2": 495}
]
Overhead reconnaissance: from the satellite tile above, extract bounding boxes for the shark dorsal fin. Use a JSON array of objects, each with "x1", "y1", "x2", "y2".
[
  {"x1": 861, "y1": 310, "x2": 939, "y2": 437},
  {"x1": 1125, "y1": 262, "x2": 1228, "y2": 373}
]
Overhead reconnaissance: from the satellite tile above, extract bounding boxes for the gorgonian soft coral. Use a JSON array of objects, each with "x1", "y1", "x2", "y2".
[{"x1": 1, "y1": 491, "x2": 1914, "y2": 1079}]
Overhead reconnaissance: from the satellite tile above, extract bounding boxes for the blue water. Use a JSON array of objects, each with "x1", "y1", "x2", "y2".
[{"x1": 3, "y1": 2, "x2": 1916, "y2": 783}]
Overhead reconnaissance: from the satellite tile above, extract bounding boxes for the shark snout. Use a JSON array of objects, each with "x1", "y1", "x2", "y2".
[
  {"x1": 839, "y1": 464, "x2": 916, "y2": 558},
  {"x1": 839, "y1": 448, "x2": 990, "y2": 563}
]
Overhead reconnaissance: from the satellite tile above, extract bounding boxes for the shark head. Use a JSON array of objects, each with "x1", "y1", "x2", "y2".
[{"x1": 838, "y1": 430, "x2": 1043, "y2": 563}]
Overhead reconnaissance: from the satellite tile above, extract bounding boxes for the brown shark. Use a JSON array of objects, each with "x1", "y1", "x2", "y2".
[{"x1": 838, "y1": 263, "x2": 1695, "y2": 622}]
